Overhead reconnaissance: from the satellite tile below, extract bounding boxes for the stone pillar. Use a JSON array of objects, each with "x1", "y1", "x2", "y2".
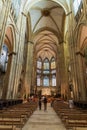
[
  {"x1": 13, "y1": 14, "x2": 26, "y2": 99},
  {"x1": 25, "y1": 41, "x2": 34, "y2": 96},
  {"x1": 6, "y1": 54, "x2": 17, "y2": 99},
  {"x1": 56, "y1": 57, "x2": 61, "y2": 94},
  {"x1": 76, "y1": 54, "x2": 87, "y2": 100},
  {"x1": 32, "y1": 57, "x2": 37, "y2": 94},
  {"x1": 59, "y1": 43, "x2": 67, "y2": 99},
  {"x1": 71, "y1": 44, "x2": 79, "y2": 100},
  {"x1": 31, "y1": 63, "x2": 35, "y2": 92}
]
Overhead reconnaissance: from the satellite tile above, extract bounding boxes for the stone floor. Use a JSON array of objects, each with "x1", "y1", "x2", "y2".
[{"x1": 22, "y1": 103, "x2": 66, "y2": 130}]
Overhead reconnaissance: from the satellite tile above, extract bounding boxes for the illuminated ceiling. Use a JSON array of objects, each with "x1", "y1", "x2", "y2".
[{"x1": 27, "y1": 0, "x2": 66, "y2": 60}]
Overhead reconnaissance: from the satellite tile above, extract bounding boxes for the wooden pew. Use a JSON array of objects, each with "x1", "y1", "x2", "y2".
[
  {"x1": 0, "y1": 124, "x2": 16, "y2": 130},
  {"x1": 0, "y1": 101, "x2": 37, "y2": 130},
  {"x1": 53, "y1": 100, "x2": 87, "y2": 130},
  {"x1": 65, "y1": 114, "x2": 87, "y2": 129}
]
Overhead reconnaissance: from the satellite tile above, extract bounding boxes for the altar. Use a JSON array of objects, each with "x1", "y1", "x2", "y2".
[{"x1": 42, "y1": 88, "x2": 51, "y2": 95}]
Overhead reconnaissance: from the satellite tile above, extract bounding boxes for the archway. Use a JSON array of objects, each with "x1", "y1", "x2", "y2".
[{"x1": 0, "y1": 26, "x2": 14, "y2": 99}]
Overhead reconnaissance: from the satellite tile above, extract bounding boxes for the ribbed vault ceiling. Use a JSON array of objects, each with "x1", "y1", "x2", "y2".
[
  {"x1": 34, "y1": 30, "x2": 58, "y2": 60},
  {"x1": 28, "y1": 0, "x2": 66, "y2": 60}
]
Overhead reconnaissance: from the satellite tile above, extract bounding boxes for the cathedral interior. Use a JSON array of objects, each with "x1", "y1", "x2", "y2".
[
  {"x1": 0, "y1": 0, "x2": 87, "y2": 101},
  {"x1": 0, "y1": 0, "x2": 87, "y2": 130}
]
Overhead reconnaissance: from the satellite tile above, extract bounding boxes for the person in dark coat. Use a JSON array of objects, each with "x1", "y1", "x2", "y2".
[
  {"x1": 43, "y1": 96, "x2": 47, "y2": 111},
  {"x1": 38, "y1": 97, "x2": 42, "y2": 110}
]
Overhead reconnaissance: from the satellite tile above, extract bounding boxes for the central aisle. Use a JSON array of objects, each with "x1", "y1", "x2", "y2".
[{"x1": 22, "y1": 103, "x2": 66, "y2": 130}]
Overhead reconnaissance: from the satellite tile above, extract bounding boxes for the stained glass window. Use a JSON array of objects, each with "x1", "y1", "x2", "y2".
[
  {"x1": 37, "y1": 57, "x2": 42, "y2": 69},
  {"x1": 12, "y1": 0, "x2": 21, "y2": 20},
  {"x1": 43, "y1": 58, "x2": 49, "y2": 70},
  {"x1": 43, "y1": 70, "x2": 49, "y2": 74},
  {"x1": 73, "y1": 0, "x2": 82, "y2": 15},
  {"x1": 43, "y1": 76, "x2": 49, "y2": 86},
  {"x1": 37, "y1": 69, "x2": 41, "y2": 73},
  {"x1": 51, "y1": 57, "x2": 56, "y2": 69},
  {"x1": 36, "y1": 56, "x2": 56, "y2": 87},
  {"x1": 0, "y1": 44, "x2": 8, "y2": 72},
  {"x1": 51, "y1": 70, "x2": 56, "y2": 74},
  {"x1": 37, "y1": 75, "x2": 40, "y2": 86},
  {"x1": 0, "y1": 1, "x2": 2, "y2": 12},
  {"x1": 52, "y1": 75, "x2": 56, "y2": 86}
]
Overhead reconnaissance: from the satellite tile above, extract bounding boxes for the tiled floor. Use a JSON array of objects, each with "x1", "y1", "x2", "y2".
[{"x1": 22, "y1": 103, "x2": 66, "y2": 130}]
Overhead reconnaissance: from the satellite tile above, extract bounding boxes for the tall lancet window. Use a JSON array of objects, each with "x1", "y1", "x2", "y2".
[
  {"x1": 51, "y1": 57, "x2": 56, "y2": 69},
  {"x1": 36, "y1": 57, "x2": 42, "y2": 86},
  {"x1": 37, "y1": 57, "x2": 42, "y2": 69},
  {"x1": 52, "y1": 75, "x2": 56, "y2": 86},
  {"x1": 37, "y1": 75, "x2": 40, "y2": 86},
  {"x1": 43, "y1": 58, "x2": 49, "y2": 70},
  {"x1": 43, "y1": 76, "x2": 49, "y2": 86},
  {"x1": 43, "y1": 58, "x2": 49, "y2": 86},
  {"x1": 0, "y1": 44, "x2": 8, "y2": 73},
  {"x1": 51, "y1": 57, "x2": 56, "y2": 86},
  {"x1": 73, "y1": 0, "x2": 82, "y2": 15}
]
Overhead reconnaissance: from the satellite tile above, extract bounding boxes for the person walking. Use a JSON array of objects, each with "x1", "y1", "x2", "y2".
[
  {"x1": 43, "y1": 96, "x2": 47, "y2": 111},
  {"x1": 38, "y1": 97, "x2": 42, "y2": 110}
]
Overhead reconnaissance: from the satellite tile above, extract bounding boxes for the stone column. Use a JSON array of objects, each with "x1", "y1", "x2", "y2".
[
  {"x1": 32, "y1": 57, "x2": 37, "y2": 94},
  {"x1": 13, "y1": 14, "x2": 26, "y2": 99},
  {"x1": 59, "y1": 43, "x2": 67, "y2": 99},
  {"x1": 25, "y1": 41, "x2": 34, "y2": 96},
  {"x1": 56, "y1": 57, "x2": 61, "y2": 94},
  {"x1": 76, "y1": 54, "x2": 87, "y2": 100},
  {"x1": 6, "y1": 54, "x2": 17, "y2": 99},
  {"x1": 70, "y1": 44, "x2": 79, "y2": 100}
]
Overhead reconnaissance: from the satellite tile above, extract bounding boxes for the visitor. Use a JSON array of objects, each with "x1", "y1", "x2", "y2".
[
  {"x1": 43, "y1": 96, "x2": 47, "y2": 111},
  {"x1": 51, "y1": 97, "x2": 54, "y2": 107},
  {"x1": 69, "y1": 99, "x2": 74, "y2": 109},
  {"x1": 38, "y1": 97, "x2": 42, "y2": 110}
]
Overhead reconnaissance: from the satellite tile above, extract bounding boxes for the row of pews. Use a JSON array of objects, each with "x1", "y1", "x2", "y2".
[
  {"x1": 53, "y1": 99, "x2": 87, "y2": 130},
  {"x1": 0, "y1": 100, "x2": 38, "y2": 130},
  {"x1": 0, "y1": 99, "x2": 23, "y2": 110}
]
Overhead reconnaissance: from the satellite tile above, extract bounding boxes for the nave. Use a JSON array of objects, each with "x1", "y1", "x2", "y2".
[
  {"x1": 0, "y1": 1, "x2": 87, "y2": 129},
  {"x1": 22, "y1": 100, "x2": 87, "y2": 130},
  {"x1": 22, "y1": 102, "x2": 66, "y2": 130},
  {"x1": 0, "y1": 99, "x2": 87, "y2": 130}
]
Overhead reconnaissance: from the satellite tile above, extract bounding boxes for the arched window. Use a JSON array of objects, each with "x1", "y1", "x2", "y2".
[
  {"x1": 0, "y1": 1, "x2": 3, "y2": 12},
  {"x1": 37, "y1": 57, "x2": 42, "y2": 69},
  {"x1": 37, "y1": 75, "x2": 40, "y2": 86},
  {"x1": 36, "y1": 56, "x2": 56, "y2": 87},
  {"x1": 43, "y1": 58, "x2": 49, "y2": 70},
  {"x1": 43, "y1": 76, "x2": 49, "y2": 86},
  {"x1": 52, "y1": 75, "x2": 56, "y2": 86},
  {"x1": 43, "y1": 58, "x2": 49, "y2": 74},
  {"x1": 51, "y1": 57, "x2": 56, "y2": 69},
  {"x1": 73, "y1": 0, "x2": 82, "y2": 15},
  {"x1": 12, "y1": 0, "x2": 21, "y2": 21},
  {"x1": 0, "y1": 44, "x2": 8, "y2": 73}
]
